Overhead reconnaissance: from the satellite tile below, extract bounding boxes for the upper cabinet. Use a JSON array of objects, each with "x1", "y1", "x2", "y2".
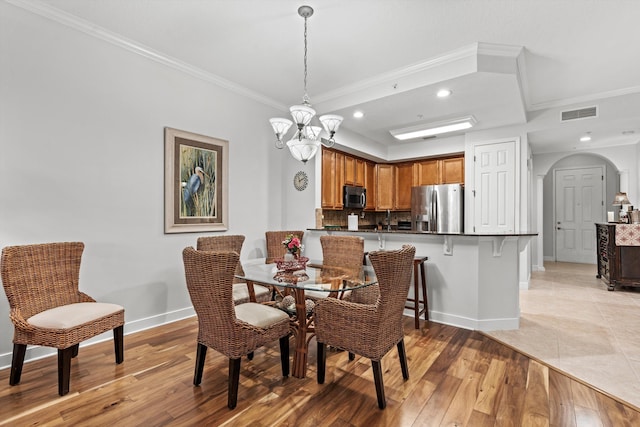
[
  {"x1": 364, "y1": 161, "x2": 377, "y2": 211},
  {"x1": 321, "y1": 148, "x2": 464, "y2": 211},
  {"x1": 414, "y1": 159, "x2": 439, "y2": 186},
  {"x1": 375, "y1": 164, "x2": 394, "y2": 210},
  {"x1": 414, "y1": 156, "x2": 465, "y2": 186},
  {"x1": 395, "y1": 163, "x2": 413, "y2": 210},
  {"x1": 344, "y1": 156, "x2": 365, "y2": 187},
  {"x1": 441, "y1": 157, "x2": 465, "y2": 184},
  {"x1": 321, "y1": 149, "x2": 345, "y2": 209}
]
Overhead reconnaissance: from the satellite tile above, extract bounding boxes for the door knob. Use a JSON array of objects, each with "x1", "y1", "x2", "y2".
[{"x1": 557, "y1": 227, "x2": 562, "y2": 230}]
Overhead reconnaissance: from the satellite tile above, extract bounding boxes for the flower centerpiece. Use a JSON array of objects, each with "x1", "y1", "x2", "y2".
[
  {"x1": 275, "y1": 234, "x2": 308, "y2": 272},
  {"x1": 282, "y1": 234, "x2": 302, "y2": 259}
]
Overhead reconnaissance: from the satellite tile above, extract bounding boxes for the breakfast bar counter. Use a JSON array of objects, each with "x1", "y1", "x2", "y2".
[{"x1": 301, "y1": 228, "x2": 536, "y2": 332}]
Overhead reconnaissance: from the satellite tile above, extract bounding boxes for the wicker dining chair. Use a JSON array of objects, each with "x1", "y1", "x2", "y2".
[
  {"x1": 307, "y1": 235, "x2": 376, "y2": 303},
  {"x1": 265, "y1": 230, "x2": 305, "y2": 264},
  {"x1": 182, "y1": 247, "x2": 291, "y2": 409},
  {"x1": 197, "y1": 235, "x2": 271, "y2": 304},
  {"x1": 314, "y1": 245, "x2": 416, "y2": 409},
  {"x1": 0, "y1": 242, "x2": 125, "y2": 396}
]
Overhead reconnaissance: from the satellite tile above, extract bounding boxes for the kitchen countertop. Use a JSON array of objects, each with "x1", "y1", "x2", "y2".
[{"x1": 307, "y1": 228, "x2": 537, "y2": 237}]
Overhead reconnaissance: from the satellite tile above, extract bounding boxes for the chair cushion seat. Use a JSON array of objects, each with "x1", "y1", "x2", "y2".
[
  {"x1": 28, "y1": 302, "x2": 124, "y2": 329},
  {"x1": 235, "y1": 303, "x2": 289, "y2": 328},
  {"x1": 233, "y1": 282, "x2": 270, "y2": 303}
]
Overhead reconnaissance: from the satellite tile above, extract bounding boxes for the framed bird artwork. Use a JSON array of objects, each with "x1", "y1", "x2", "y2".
[{"x1": 164, "y1": 127, "x2": 228, "y2": 233}]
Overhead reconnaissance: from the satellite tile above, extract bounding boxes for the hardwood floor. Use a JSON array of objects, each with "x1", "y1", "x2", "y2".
[{"x1": 1, "y1": 316, "x2": 639, "y2": 426}]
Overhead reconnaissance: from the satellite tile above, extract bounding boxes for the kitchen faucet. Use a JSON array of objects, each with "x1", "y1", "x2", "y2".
[{"x1": 386, "y1": 209, "x2": 391, "y2": 231}]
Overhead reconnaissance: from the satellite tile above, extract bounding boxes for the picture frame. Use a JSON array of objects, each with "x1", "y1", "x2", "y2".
[{"x1": 164, "y1": 127, "x2": 228, "y2": 233}]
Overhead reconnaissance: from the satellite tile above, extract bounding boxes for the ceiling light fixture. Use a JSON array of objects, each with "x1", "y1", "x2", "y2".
[
  {"x1": 390, "y1": 115, "x2": 477, "y2": 141},
  {"x1": 437, "y1": 89, "x2": 452, "y2": 98},
  {"x1": 580, "y1": 132, "x2": 591, "y2": 142},
  {"x1": 353, "y1": 111, "x2": 364, "y2": 119},
  {"x1": 269, "y1": 5, "x2": 343, "y2": 164}
]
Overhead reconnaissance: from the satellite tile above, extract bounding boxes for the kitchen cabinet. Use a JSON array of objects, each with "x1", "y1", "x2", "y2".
[
  {"x1": 395, "y1": 162, "x2": 413, "y2": 210},
  {"x1": 344, "y1": 155, "x2": 365, "y2": 187},
  {"x1": 375, "y1": 164, "x2": 394, "y2": 210},
  {"x1": 375, "y1": 163, "x2": 411, "y2": 211},
  {"x1": 321, "y1": 148, "x2": 464, "y2": 211},
  {"x1": 414, "y1": 159, "x2": 439, "y2": 185},
  {"x1": 596, "y1": 223, "x2": 640, "y2": 291},
  {"x1": 441, "y1": 157, "x2": 464, "y2": 184},
  {"x1": 321, "y1": 149, "x2": 345, "y2": 209},
  {"x1": 355, "y1": 159, "x2": 365, "y2": 186},
  {"x1": 414, "y1": 156, "x2": 465, "y2": 186},
  {"x1": 364, "y1": 161, "x2": 376, "y2": 211}
]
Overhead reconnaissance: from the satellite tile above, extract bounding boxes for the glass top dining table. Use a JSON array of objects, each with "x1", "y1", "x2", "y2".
[{"x1": 236, "y1": 259, "x2": 378, "y2": 378}]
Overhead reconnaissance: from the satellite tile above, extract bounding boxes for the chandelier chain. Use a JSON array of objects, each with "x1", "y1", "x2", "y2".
[{"x1": 303, "y1": 15, "x2": 309, "y2": 104}]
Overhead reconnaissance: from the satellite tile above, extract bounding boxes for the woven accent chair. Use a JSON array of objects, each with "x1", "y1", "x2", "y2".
[
  {"x1": 265, "y1": 230, "x2": 305, "y2": 264},
  {"x1": 314, "y1": 245, "x2": 416, "y2": 409},
  {"x1": 182, "y1": 247, "x2": 291, "y2": 409},
  {"x1": 1, "y1": 242, "x2": 125, "y2": 396},
  {"x1": 196, "y1": 235, "x2": 271, "y2": 304}
]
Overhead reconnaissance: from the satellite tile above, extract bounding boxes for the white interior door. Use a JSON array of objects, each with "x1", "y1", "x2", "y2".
[
  {"x1": 555, "y1": 167, "x2": 604, "y2": 264},
  {"x1": 473, "y1": 140, "x2": 516, "y2": 233}
]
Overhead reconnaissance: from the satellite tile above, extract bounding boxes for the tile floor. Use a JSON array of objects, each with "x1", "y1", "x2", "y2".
[{"x1": 485, "y1": 261, "x2": 640, "y2": 411}]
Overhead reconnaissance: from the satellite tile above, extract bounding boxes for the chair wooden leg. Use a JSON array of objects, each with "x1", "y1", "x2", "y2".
[
  {"x1": 228, "y1": 358, "x2": 241, "y2": 409},
  {"x1": 9, "y1": 343, "x2": 26, "y2": 386},
  {"x1": 317, "y1": 342, "x2": 326, "y2": 384},
  {"x1": 279, "y1": 335, "x2": 290, "y2": 378},
  {"x1": 397, "y1": 339, "x2": 409, "y2": 380},
  {"x1": 371, "y1": 360, "x2": 386, "y2": 409},
  {"x1": 114, "y1": 326, "x2": 124, "y2": 364},
  {"x1": 247, "y1": 352, "x2": 254, "y2": 360},
  {"x1": 413, "y1": 261, "x2": 420, "y2": 329},
  {"x1": 420, "y1": 261, "x2": 428, "y2": 322},
  {"x1": 58, "y1": 347, "x2": 74, "y2": 396},
  {"x1": 193, "y1": 343, "x2": 207, "y2": 386},
  {"x1": 71, "y1": 344, "x2": 79, "y2": 358},
  {"x1": 348, "y1": 352, "x2": 355, "y2": 361}
]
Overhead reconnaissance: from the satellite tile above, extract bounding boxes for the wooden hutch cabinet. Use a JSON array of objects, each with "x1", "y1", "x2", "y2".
[{"x1": 596, "y1": 223, "x2": 640, "y2": 290}]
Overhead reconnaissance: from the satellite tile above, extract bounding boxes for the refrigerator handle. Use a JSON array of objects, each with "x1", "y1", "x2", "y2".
[{"x1": 430, "y1": 190, "x2": 437, "y2": 231}]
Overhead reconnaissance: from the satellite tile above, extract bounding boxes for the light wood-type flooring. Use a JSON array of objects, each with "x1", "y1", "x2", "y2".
[{"x1": 2, "y1": 310, "x2": 640, "y2": 426}]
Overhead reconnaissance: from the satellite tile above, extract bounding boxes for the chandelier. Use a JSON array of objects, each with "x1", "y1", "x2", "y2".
[{"x1": 269, "y1": 5, "x2": 343, "y2": 164}]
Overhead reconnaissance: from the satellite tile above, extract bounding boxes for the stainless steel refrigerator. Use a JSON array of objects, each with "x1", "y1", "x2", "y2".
[{"x1": 411, "y1": 184, "x2": 464, "y2": 233}]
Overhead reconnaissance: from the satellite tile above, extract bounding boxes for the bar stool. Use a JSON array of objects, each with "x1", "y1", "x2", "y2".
[{"x1": 406, "y1": 256, "x2": 428, "y2": 329}]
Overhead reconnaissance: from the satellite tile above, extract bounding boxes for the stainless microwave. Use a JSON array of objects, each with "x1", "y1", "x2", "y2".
[{"x1": 343, "y1": 185, "x2": 366, "y2": 209}]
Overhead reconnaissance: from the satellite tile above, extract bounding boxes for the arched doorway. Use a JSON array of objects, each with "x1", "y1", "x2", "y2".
[{"x1": 543, "y1": 154, "x2": 619, "y2": 264}]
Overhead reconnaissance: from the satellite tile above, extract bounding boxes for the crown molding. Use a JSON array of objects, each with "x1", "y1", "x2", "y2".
[
  {"x1": 6, "y1": 0, "x2": 286, "y2": 111},
  {"x1": 528, "y1": 85, "x2": 640, "y2": 111}
]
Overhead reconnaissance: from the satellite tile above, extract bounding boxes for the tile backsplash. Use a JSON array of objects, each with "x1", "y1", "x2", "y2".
[{"x1": 321, "y1": 209, "x2": 411, "y2": 229}]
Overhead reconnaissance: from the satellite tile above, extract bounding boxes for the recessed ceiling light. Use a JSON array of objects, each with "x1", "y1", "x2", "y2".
[
  {"x1": 353, "y1": 111, "x2": 364, "y2": 119},
  {"x1": 437, "y1": 89, "x2": 452, "y2": 98},
  {"x1": 580, "y1": 133, "x2": 591, "y2": 142}
]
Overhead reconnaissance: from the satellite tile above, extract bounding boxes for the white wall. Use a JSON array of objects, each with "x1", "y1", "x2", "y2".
[{"x1": 0, "y1": 2, "x2": 298, "y2": 366}]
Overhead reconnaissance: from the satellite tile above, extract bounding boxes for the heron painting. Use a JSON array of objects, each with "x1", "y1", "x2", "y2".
[
  {"x1": 179, "y1": 146, "x2": 217, "y2": 218},
  {"x1": 164, "y1": 127, "x2": 228, "y2": 233}
]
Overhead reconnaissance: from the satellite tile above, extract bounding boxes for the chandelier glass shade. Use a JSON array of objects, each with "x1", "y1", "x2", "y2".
[{"x1": 269, "y1": 5, "x2": 343, "y2": 164}]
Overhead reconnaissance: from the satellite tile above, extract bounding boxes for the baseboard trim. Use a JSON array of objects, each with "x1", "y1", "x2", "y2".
[
  {"x1": 0, "y1": 307, "x2": 196, "y2": 370},
  {"x1": 419, "y1": 310, "x2": 520, "y2": 332}
]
